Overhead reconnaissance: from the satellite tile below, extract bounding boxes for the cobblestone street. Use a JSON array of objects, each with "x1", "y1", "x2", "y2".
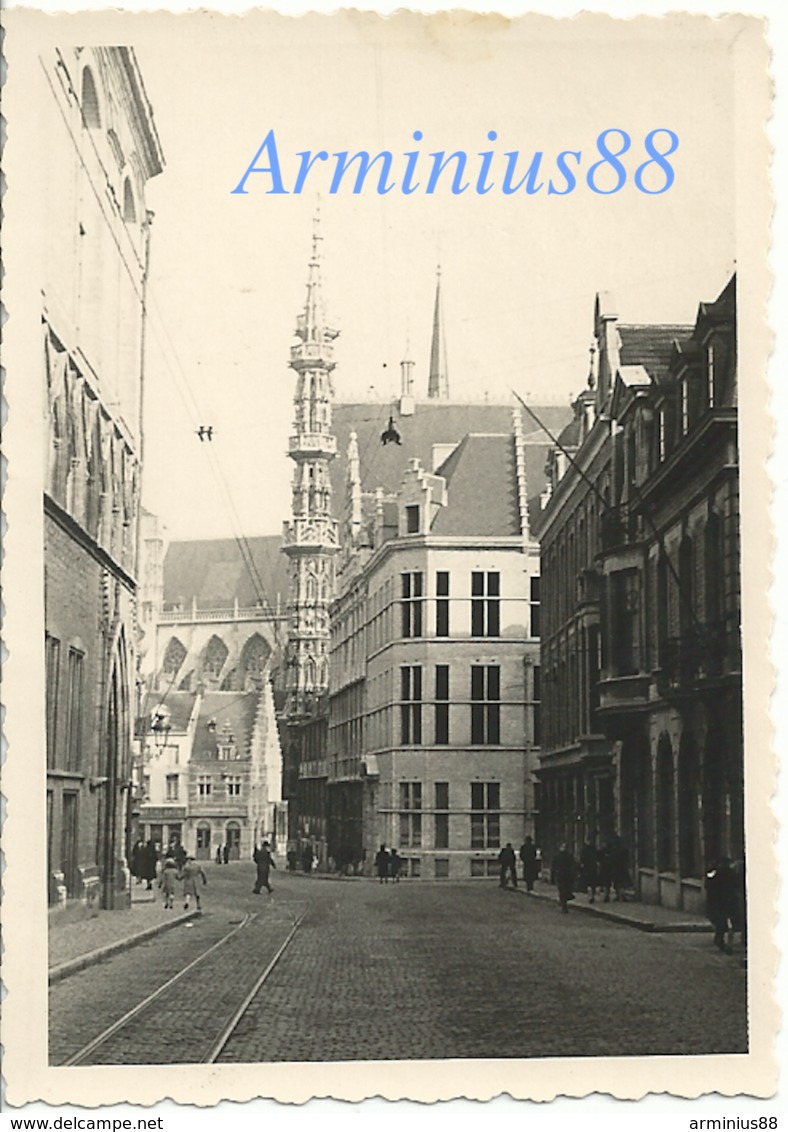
[{"x1": 50, "y1": 864, "x2": 747, "y2": 1065}]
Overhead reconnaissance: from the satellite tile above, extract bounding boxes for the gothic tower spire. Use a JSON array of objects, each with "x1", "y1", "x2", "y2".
[
  {"x1": 428, "y1": 266, "x2": 449, "y2": 400},
  {"x1": 282, "y1": 212, "x2": 340, "y2": 717}
]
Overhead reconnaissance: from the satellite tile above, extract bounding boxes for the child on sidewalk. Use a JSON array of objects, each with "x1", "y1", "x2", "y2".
[
  {"x1": 181, "y1": 855, "x2": 207, "y2": 911},
  {"x1": 158, "y1": 857, "x2": 179, "y2": 909}
]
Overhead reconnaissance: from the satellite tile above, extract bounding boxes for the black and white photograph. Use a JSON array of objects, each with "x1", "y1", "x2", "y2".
[{"x1": 0, "y1": 2, "x2": 778, "y2": 1112}]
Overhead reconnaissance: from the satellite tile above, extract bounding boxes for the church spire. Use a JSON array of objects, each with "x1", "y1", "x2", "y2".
[
  {"x1": 428, "y1": 266, "x2": 449, "y2": 399},
  {"x1": 282, "y1": 213, "x2": 340, "y2": 717}
]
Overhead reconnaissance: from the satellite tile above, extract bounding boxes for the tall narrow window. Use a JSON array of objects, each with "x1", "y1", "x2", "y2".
[
  {"x1": 435, "y1": 665, "x2": 450, "y2": 745},
  {"x1": 681, "y1": 378, "x2": 689, "y2": 435},
  {"x1": 471, "y1": 572, "x2": 500, "y2": 637},
  {"x1": 400, "y1": 666, "x2": 423, "y2": 745},
  {"x1": 532, "y1": 664, "x2": 541, "y2": 747},
  {"x1": 471, "y1": 665, "x2": 500, "y2": 745},
  {"x1": 166, "y1": 774, "x2": 179, "y2": 801},
  {"x1": 45, "y1": 635, "x2": 61, "y2": 769},
  {"x1": 399, "y1": 781, "x2": 422, "y2": 847},
  {"x1": 65, "y1": 648, "x2": 84, "y2": 772},
  {"x1": 470, "y1": 782, "x2": 501, "y2": 848},
  {"x1": 197, "y1": 775, "x2": 212, "y2": 797},
  {"x1": 530, "y1": 576, "x2": 541, "y2": 638},
  {"x1": 436, "y1": 571, "x2": 450, "y2": 637},
  {"x1": 406, "y1": 505, "x2": 420, "y2": 534},
  {"x1": 401, "y1": 571, "x2": 424, "y2": 638},
  {"x1": 434, "y1": 781, "x2": 449, "y2": 849},
  {"x1": 707, "y1": 343, "x2": 715, "y2": 408}
]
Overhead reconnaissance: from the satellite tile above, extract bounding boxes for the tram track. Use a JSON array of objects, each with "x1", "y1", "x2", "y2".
[{"x1": 57, "y1": 904, "x2": 308, "y2": 1066}]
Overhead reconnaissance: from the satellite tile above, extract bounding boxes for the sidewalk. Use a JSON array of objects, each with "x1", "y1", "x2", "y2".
[
  {"x1": 49, "y1": 883, "x2": 199, "y2": 984},
  {"x1": 513, "y1": 879, "x2": 714, "y2": 932}
]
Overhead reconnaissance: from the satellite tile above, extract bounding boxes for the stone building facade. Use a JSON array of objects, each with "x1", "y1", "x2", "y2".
[
  {"x1": 537, "y1": 277, "x2": 741, "y2": 912},
  {"x1": 43, "y1": 47, "x2": 164, "y2": 908}
]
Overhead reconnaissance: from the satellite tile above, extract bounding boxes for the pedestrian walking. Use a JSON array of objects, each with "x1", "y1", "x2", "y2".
[
  {"x1": 390, "y1": 848, "x2": 402, "y2": 882},
  {"x1": 552, "y1": 844, "x2": 576, "y2": 913},
  {"x1": 302, "y1": 843, "x2": 314, "y2": 873},
  {"x1": 599, "y1": 832, "x2": 630, "y2": 902},
  {"x1": 579, "y1": 840, "x2": 600, "y2": 903},
  {"x1": 222, "y1": 841, "x2": 231, "y2": 865},
  {"x1": 215, "y1": 845, "x2": 223, "y2": 866},
  {"x1": 287, "y1": 846, "x2": 297, "y2": 872},
  {"x1": 705, "y1": 856, "x2": 738, "y2": 954},
  {"x1": 158, "y1": 857, "x2": 179, "y2": 909},
  {"x1": 374, "y1": 844, "x2": 390, "y2": 883},
  {"x1": 172, "y1": 840, "x2": 187, "y2": 870},
  {"x1": 253, "y1": 840, "x2": 276, "y2": 894},
  {"x1": 181, "y1": 855, "x2": 207, "y2": 911},
  {"x1": 519, "y1": 836, "x2": 539, "y2": 892},
  {"x1": 732, "y1": 855, "x2": 747, "y2": 948},
  {"x1": 498, "y1": 842, "x2": 518, "y2": 888},
  {"x1": 140, "y1": 838, "x2": 158, "y2": 890},
  {"x1": 130, "y1": 838, "x2": 145, "y2": 884}
]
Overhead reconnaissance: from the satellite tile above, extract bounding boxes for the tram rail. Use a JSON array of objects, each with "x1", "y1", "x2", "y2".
[{"x1": 59, "y1": 906, "x2": 307, "y2": 1067}]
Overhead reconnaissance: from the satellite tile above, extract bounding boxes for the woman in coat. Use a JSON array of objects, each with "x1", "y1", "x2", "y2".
[
  {"x1": 158, "y1": 857, "x2": 179, "y2": 909},
  {"x1": 139, "y1": 839, "x2": 159, "y2": 890},
  {"x1": 181, "y1": 856, "x2": 207, "y2": 911},
  {"x1": 552, "y1": 844, "x2": 576, "y2": 913}
]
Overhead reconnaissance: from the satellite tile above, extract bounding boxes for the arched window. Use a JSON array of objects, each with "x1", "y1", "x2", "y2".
[
  {"x1": 80, "y1": 67, "x2": 101, "y2": 129},
  {"x1": 203, "y1": 635, "x2": 229, "y2": 679},
  {"x1": 162, "y1": 637, "x2": 187, "y2": 676}
]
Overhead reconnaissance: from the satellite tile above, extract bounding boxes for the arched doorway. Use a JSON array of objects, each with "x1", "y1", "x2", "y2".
[
  {"x1": 678, "y1": 729, "x2": 702, "y2": 878},
  {"x1": 225, "y1": 821, "x2": 241, "y2": 860},
  {"x1": 195, "y1": 821, "x2": 212, "y2": 861},
  {"x1": 656, "y1": 732, "x2": 676, "y2": 872}
]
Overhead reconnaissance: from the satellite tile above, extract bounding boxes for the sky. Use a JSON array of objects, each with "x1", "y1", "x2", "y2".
[{"x1": 131, "y1": 12, "x2": 740, "y2": 541}]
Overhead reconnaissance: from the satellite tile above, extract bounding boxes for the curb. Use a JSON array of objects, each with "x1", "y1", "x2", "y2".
[
  {"x1": 49, "y1": 910, "x2": 202, "y2": 984},
  {"x1": 513, "y1": 886, "x2": 713, "y2": 933}
]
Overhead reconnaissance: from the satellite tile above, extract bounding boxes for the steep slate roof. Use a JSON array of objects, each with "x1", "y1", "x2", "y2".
[
  {"x1": 162, "y1": 536, "x2": 289, "y2": 612},
  {"x1": 191, "y1": 690, "x2": 262, "y2": 761},
  {"x1": 331, "y1": 400, "x2": 571, "y2": 510},
  {"x1": 142, "y1": 691, "x2": 196, "y2": 733},
  {"x1": 617, "y1": 324, "x2": 693, "y2": 385},
  {"x1": 431, "y1": 434, "x2": 521, "y2": 538}
]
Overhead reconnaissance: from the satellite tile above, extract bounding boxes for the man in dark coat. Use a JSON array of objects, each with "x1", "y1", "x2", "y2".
[
  {"x1": 552, "y1": 844, "x2": 576, "y2": 913},
  {"x1": 130, "y1": 839, "x2": 145, "y2": 884},
  {"x1": 579, "y1": 840, "x2": 600, "y2": 902},
  {"x1": 498, "y1": 843, "x2": 518, "y2": 888},
  {"x1": 519, "y1": 836, "x2": 539, "y2": 892},
  {"x1": 253, "y1": 841, "x2": 276, "y2": 894},
  {"x1": 705, "y1": 857, "x2": 738, "y2": 953},
  {"x1": 374, "y1": 845, "x2": 390, "y2": 883},
  {"x1": 140, "y1": 838, "x2": 158, "y2": 890},
  {"x1": 302, "y1": 843, "x2": 314, "y2": 873}
]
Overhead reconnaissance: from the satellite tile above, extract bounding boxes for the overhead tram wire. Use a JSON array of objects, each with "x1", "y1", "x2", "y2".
[
  {"x1": 511, "y1": 389, "x2": 702, "y2": 639},
  {"x1": 143, "y1": 294, "x2": 280, "y2": 621}
]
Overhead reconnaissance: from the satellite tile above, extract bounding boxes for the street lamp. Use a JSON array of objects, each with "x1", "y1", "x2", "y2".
[{"x1": 150, "y1": 704, "x2": 172, "y2": 750}]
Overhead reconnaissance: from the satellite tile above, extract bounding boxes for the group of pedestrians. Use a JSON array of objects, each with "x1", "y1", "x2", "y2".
[
  {"x1": 374, "y1": 845, "x2": 403, "y2": 883},
  {"x1": 157, "y1": 854, "x2": 207, "y2": 910},
  {"x1": 498, "y1": 838, "x2": 541, "y2": 891},
  {"x1": 550, "y1": 834, "x2": 631, "y2": 912},
  {"x1": 286, "y1": 843, "x2": 315, "y2": 873}
]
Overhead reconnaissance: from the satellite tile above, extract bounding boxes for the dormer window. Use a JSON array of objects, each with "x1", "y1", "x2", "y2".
[{"x1": 406, "y1": 504, "x2": 420, "y2": 534}]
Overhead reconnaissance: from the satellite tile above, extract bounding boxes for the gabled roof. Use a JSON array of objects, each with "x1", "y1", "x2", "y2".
[
  {"x1": 192, "y1": 690, "x2": 262, "y2": 761},
  {"x1": 431, "y1": 433, "x2": 521, "y2": 538},
  {"x1": 331, "y1": 400, "x2": 571, "y2": 511},
  {"x1": 162, "y1": 536, "x2": 289, "y2": 612},
  {"x1": 142, "y1": 691, "x2": 196, "y2": 733},
  {"x1": 617, "y1": 324, "x2": 693, "y2": 385}
]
